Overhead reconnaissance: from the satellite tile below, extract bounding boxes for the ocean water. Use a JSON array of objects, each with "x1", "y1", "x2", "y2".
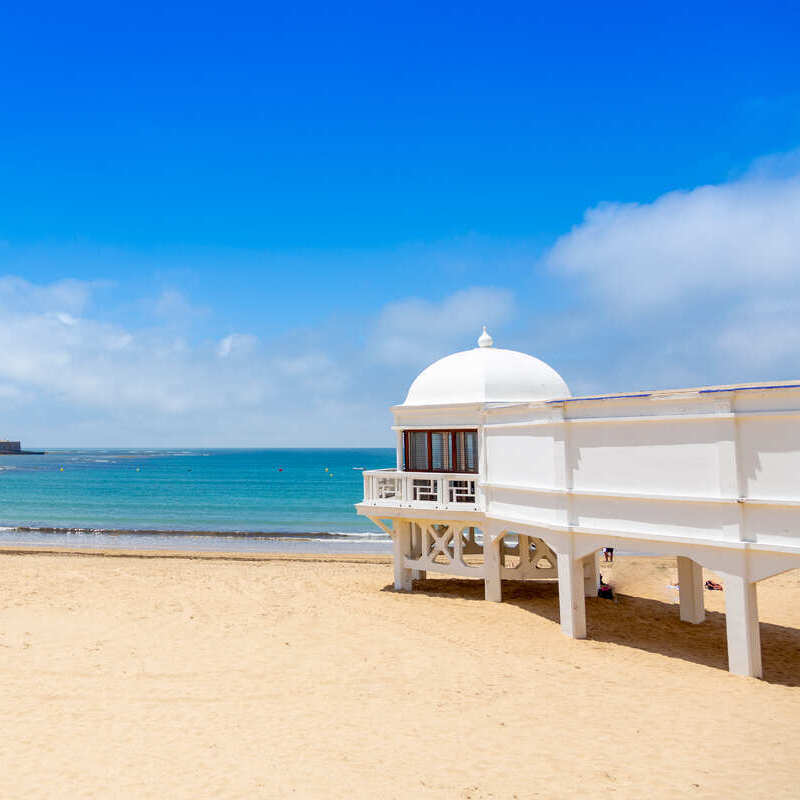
[{"x1": 0, "y1": 448, "x2": 395, "y2": 553}]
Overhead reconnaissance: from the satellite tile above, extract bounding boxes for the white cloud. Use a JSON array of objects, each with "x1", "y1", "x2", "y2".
[
  {"x1": 545, "y1": 163, "x2": 800, "y2": 313},
  {"x1": 55, "y1": 312, "x2": 79, "y2": 326},
  {"x1": 0, "y1": 276, "x2": 96, "y2": 315},
  {"x1": 0, "y1": 277, "x2": 523, "y2": 444},
  {"x1": 217, "y1": 333, "x2": 257, "y2": 358},
  {"x1": 539, "y1": 153, "x2": 800, "y2": 390},
  {"x1": 713, "y1": 297, "x2": 800, "y2": 371},
  {"x1": 372, "y1": 286, "x2": 516, "y2": 365},
  {"x1": 153, "y1": 288, "x2": 209, "y2": 320},
  {"x1": 0, "y1": 383, "x2": 25, "y2": 401},
  {"x1": 5, "y1": 162, "x2": 798, "y2": 447},
  {"x1": 0, "y1": 278, "x2": 364, "y2": 445}
]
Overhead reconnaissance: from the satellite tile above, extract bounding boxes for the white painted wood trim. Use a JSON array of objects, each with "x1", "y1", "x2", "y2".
[
  {"x1": 481, "y1": 482, "x2": 800, "y2": 508},
  {"x1": 484, "y1": 409, "x2": 800, "y2": 428},
  {"x1": 481, "y1": 510, "x2": 800, "y2": 555},
  {"x1": 390, "y1": 424, "x2": 482, "y2": 431},
  {"x1": 485, "y1": 413, "x2": 737, "y2": 428}
]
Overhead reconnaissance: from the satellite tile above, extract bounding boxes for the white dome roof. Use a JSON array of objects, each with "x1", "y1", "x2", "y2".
[{"x1": 403, "y1": 328, "x2": 571, "y2": 406}]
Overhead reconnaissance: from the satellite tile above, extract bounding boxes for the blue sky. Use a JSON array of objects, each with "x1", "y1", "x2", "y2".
[{"x1": 1, "y1": 2, "x2": 800, "y2": 446}]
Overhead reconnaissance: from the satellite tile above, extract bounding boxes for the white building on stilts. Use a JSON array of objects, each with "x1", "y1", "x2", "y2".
[{"x1": 356, "y1": 328, "x2": 800, "y2": 678}]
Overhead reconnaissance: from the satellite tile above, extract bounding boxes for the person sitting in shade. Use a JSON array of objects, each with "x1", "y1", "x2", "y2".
[{"x1": 598, "y1": 574, "x2": 614, "y2": 600}]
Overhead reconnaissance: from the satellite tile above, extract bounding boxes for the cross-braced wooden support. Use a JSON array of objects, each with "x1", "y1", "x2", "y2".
[
  {"x1": 388, "y1": 520, "x2": 570, "y2": 603},
  {"x1": 498, "y1": 535, "x2": 558, "y2": 580},
  {"x1": 405, "y1": 522, "x2": 486, "y2": 577}
]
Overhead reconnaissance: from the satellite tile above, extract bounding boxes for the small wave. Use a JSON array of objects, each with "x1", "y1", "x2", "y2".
[{"x1": 2, "y1": 526, "x2": 388, "y2": 539}]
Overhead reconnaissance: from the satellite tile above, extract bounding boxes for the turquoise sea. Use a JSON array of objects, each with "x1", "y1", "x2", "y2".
[{"x1": 0, "y1": 448, "x2": 395, "y2": 553}]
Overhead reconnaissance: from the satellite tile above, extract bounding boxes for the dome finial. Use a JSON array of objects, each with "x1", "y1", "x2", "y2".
[{"x1": 477, "y1": 326, "x2": 494, "y2": 348}]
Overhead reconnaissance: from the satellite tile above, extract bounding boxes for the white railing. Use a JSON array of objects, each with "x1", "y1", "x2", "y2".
[{"x1": 361, "y1": 469, "x2": 481, "y2": 511}]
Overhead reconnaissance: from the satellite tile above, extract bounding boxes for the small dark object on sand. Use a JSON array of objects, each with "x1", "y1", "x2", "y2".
[{"x1": 598, "y1": 576, "x2": 614, "y2": 600}]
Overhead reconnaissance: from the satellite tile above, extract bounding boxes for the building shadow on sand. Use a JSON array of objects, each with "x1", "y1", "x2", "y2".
[{"x1": 382, "y1": 577, "x2": 800, "y2": 687}]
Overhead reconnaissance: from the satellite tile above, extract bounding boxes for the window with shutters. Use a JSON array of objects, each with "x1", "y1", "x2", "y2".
[{"x1": 402, "y1": 430, "x2": 478, "y2": 473}]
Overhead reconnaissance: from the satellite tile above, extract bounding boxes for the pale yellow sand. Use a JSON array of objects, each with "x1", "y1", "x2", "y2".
[{"x1": 1, "y1": 548, "x2": 799, "y2": 800}]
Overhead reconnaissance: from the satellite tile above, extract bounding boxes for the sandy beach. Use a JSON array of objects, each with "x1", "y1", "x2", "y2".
[{"x1": 1, "y1": 549, "x2": 798, "y2": 799}]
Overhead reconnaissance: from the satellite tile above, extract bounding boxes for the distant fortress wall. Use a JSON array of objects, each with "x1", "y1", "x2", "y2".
[{"x1": 0, "y1": 441, "x2": 22, "y2": 453}]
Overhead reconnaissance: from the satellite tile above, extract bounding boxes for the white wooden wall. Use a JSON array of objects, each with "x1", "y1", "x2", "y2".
[{"x1": 478, "y1": 388, "x2": 800, "y2": 551}]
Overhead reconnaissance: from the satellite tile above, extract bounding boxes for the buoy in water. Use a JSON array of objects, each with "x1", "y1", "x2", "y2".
[
  {"x1": 324, "y1": 467, "x2": 328, "y2": 472},
  {"x1": 278, "y1": 468, "x2": 283, "y2": 472},
  {"x1": 59, "y1": 467, "x2": 64, "y2": 472}
]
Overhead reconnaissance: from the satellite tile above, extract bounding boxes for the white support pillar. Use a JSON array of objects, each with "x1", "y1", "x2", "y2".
[
  {"x1": 484, "y1": 535, "x2": 502, "y2": 602},
  {"x1": 557, "y1": 549, "x2": 587, "y2": 639},
  {"x1": 582, "y1": 552, "x2": 599, "y2": 598},
  {"x1": 410, "y1": 523, "x2": 425, "y2": 581},
  {"x1": 722, "y1": 574, "x2": 762, "y2": 678},
  {"x1": 392, "y1": 521, "x2": 413, "y2": 592},
  {"x1": 676, "y1": 557, "x2": 705, "y2": 624}
]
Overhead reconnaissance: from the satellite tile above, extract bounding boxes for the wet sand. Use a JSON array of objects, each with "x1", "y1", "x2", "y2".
[{"x1": 0, "y1": 549, "x2": 798, "y2": 799}]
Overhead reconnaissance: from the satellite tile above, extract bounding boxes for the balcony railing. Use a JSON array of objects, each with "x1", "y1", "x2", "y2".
[{"x1": 361, "y1": 469, "x2": 482, "y2": 511}]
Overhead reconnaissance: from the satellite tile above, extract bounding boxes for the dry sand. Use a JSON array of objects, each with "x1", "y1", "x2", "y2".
[{"x1": 1, "y1": 548, "x2": 798, "y2": 799}]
